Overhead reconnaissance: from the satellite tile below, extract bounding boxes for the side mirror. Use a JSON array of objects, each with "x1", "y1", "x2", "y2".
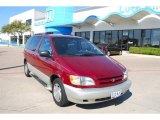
[{"x1": 39, "y1": 50, "x2": 51, "y2": 58}]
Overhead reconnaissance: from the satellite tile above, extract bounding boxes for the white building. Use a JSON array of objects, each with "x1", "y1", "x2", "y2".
[
  {"x1": 2, "y1": 6, "x2": 160, "y2": 49},
  {"x1": 9, "y1": 9, "x2": 45, "y2": 45},
  {"x1": 71, "y1": 6, "x2": 160, "y2": 49}
]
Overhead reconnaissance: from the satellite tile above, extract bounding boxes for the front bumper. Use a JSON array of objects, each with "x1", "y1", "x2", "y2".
[{"x1": 64, "y1": 80, "x2": 131, "y2": 104}]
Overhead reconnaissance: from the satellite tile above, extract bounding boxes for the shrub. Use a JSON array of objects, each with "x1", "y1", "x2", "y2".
[{"x1": 129, "y1": 47, "x2": 160, "y2": 56}]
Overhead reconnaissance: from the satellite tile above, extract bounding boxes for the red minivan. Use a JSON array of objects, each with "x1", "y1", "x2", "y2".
[{"x1": 24, "y1": 34, "x2": 131, "y2": 107}]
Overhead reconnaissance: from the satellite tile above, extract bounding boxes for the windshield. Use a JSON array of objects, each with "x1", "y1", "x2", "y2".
[{"x1": 52, "y1": 37, "x2": 104, "y2": 56}]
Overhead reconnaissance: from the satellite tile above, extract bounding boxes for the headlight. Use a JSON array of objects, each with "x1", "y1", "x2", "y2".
[
  {"x1": 123, "y1": 70, "x2": 128, "y2": 81},
  {"x1": 69, "y1": 75, "x2": 95, "y2": 86}
]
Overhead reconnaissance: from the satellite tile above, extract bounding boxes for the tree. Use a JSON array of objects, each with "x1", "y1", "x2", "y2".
[
  {"x1": 1, "y1": 24, "x2": 13, "y2": 35},
  {"x1": 1, "y1": 20, "x2": 31, "y2": 45}
]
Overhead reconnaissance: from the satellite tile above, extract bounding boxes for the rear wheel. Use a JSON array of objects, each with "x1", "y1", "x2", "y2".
[
  {"x1": 52, "y1": 78, "x2": 70, "y2": 107},
  {"x1": 24, "y1": 62, "x2": 31, "y2": 77}
]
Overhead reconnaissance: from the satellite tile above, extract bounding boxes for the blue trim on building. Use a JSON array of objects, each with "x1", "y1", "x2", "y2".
[
  {"x1": 84, "y1": 15, "x2": 100, "y2": 21},
  {"x1": 45, "y1": 26, "x2": 72, "y2": 35}
]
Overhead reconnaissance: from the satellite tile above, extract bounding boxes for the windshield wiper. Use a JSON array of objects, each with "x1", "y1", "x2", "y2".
[{"x1": 79, "y1": 53, "x2": 104, "y2": 56}]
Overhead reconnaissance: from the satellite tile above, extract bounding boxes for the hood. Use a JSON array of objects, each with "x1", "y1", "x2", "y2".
[{"x1": 58, "y1": 55, "x2": 125, "y2": 79}]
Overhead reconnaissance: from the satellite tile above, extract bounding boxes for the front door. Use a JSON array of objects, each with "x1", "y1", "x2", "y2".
[{"x1": 34, "y1": 37, "x2": 55, "y2": 85}]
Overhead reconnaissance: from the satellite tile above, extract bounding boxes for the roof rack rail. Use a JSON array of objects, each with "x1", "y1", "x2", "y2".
[{"x1": 34, "y1": 32, "x2": 54, "y2": 35}]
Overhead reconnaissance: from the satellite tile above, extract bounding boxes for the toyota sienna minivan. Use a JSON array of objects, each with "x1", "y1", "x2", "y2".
[{"x1": 24, "y1": 34, "x2": 131, "y2": 107}]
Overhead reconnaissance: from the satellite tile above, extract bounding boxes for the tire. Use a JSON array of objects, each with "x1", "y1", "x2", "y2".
[
  {"x1": 24, "y1": 62, "x2": 31, "y2": 77},
  {"x1": 52, "y1": 78, "x2": 70, "y2": 107},
  {"x1": 107, "y1": 51, "x2": 111, "y2": 56}
]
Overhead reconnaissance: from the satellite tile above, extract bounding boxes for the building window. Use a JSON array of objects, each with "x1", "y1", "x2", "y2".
[
  {"x1": 85, "y1": 31, "x2": 90, "y2": 40},
  {"x1": 112, "y1": 30, "x2": 118, "y2": 44},
  {"x1": 91, "y1": 28, "x2": 160, "y2": 49},
  {"x1": 75, "y1": 31, "x2": 90, "y2": 40},
  {"x1": 75, "y1": 32, "x2": 81, "y2": 37},
  {"x1": 129, "y1": 30, "x2": 134, "y2": 39},
  {"x1": 100, "y1": 31, "x2": 106, "y2": 43},
  {"x1": 142, "y1": 29, "x2": 151, "y2": 47},
  {"x1": 10, "y1": 36, "x2": 17, "y2": 43},
  {"x1": 106, "y1": 31, "x2": 112, "y2": 44},
  {"x1": 151, "y1": 29, "x2": 160, "y2": 48},
  {"x1": 93, "y1": 31, "x2": 100, "y2": 44},
  {"x1": 133, "y1": 30, "x2": 141, "y2": 46},
  {"x1": 26, "y1": 19, "x2": 32, "y2": 25},
  {"x1": 46, "y1": 10, "x2": 54, "y2": 22},
  {"x1": 81, "y1": 32, "x2": 86, "y2": 38}
]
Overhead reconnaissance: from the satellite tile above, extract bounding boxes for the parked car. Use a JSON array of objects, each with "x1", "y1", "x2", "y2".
[
  {"x1": 24, "y1": 34, "x2": 131, "y2": 107},
  {"x1": 96, "y1": 43, "x2": 122, "y2": 56}
]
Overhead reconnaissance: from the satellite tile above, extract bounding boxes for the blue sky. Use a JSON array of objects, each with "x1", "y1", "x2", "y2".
[{"x1": 0, "y1": 6, "x2": 47, "y2": 29}]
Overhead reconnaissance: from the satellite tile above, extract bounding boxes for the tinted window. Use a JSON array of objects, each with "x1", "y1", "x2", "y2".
[
  {"x1": 85, "y1": 31, "x2": 90, "y2": 40},
  {"x1": 151, "y1": 29, "x2": 160, "y2": 47},
  {"x1": 75, "y1": 31, "x2": 90, "y2": 40},
  {"x1": 27, "y1": 36, "x2": 41, "y2": 51},
  {"x1": 39, "y1": 37, "x2": 53, "y2": 55},
  {"x1": 25, "y1": 36, "x2": 33, "y2": 49},
  {"x1": 26, "y1": 19, "x2": 32, "y2": 25},
  {"x1": 106, "y1": 31, "x2": 112, "y2": 44},
  {"x1": 129, "y1": 30, "x2": 134, "y2": 39},
  {"x1": 142, "y1": 29, "x2": 151, "y2": 47},
  {"x1": 112, "y1": 31, "x2": 118, "y2": 44},
  {"x1": 93, "y1": 31, "x2": 100, "y2": 44},
  {"x1": 134, "y1": 30, "x2": 141, "y2": 46},
  {"x1": 81, "y1": 32, "x2": 86, "y2": 38},
  {"x1": 100, "y1": 31, "x2": 106, "y2": 43},
  {"x1": 52, "y1": 37, "x2": 103, "y2": 56}
]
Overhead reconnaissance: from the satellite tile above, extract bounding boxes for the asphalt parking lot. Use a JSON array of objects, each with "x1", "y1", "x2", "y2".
[{"x1": 0, "y1": 46, "x2": 160, "y2": 113}]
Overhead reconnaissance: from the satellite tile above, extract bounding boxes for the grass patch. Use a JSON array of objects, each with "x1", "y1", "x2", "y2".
[{"x1": 129, "y1": 47, "x2": 160, "y2": 56}]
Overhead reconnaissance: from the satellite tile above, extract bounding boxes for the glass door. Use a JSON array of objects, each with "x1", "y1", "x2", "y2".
[
  {"x1": 106, "y1": 31, "x2": 112, "y2": 44},
  {"x1": 122, "y1": 30, "x2": 129, "y2": 50}
]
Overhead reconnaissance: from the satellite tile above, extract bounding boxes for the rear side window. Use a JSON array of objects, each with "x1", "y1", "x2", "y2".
[
  {"x1": 26, "y1": 36, "x2": 42, "y2": 51},
  {"x1": 25, "y1": 36, "x2": 33, "y2": 49}
]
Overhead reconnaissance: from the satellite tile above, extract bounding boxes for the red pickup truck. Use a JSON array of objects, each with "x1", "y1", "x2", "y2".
[{"x1": 24, "y1": 34, "x2": 131, "y2": 107}]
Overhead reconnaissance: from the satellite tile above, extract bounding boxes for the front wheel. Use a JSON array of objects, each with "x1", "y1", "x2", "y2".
[
  {"x1": 107, "y1": 51, "x2": 111, "y2": 56},
  {"x1": 52, "y1": 78, "x2": 70, "y2": 107}
]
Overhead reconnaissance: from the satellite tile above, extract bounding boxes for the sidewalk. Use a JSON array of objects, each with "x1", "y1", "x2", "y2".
[
  {"x1": 122, "y1": 51, "x2": 160, "y2": 59},
  {"x1": 0, "y1": 44, "x2": 24, "y2": 48}
]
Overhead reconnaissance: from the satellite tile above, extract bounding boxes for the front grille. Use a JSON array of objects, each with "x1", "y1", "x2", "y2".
[{"x1": 98, "y1": 75, "x2": 123, "y2": 87}]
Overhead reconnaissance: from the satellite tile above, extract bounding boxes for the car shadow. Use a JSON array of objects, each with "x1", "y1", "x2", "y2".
[
  {"x1": 76, "y1": 90, "x2": 132, "y2": 109},
  {"x1": 0, "y1": 51, "x2": 8, "y2": 56},
  {"x1": 0, "y1": 65, "x2": 24, "y2": 70},
  {"x1": 0, "y1": 51, "x2": 8, "y2": 54}
]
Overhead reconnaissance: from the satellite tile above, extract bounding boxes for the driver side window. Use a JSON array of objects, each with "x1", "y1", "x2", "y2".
[
  {"x1": 81, "y1": 41, "x2": 92, "y2": 51},
  {"x1": 39, "y1": 37, "x2": 53, "y2": 56}
]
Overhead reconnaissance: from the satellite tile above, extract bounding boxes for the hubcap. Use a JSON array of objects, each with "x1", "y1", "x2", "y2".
[
  {"x1": 24, "y1": 63, "x2": 28, "y2": 74},
  {"x1": 53, "y1": 83, "x2": 62, "y2": 102},
  {"x1": 107, "y1": 51, "x2": 110, "y2": 56}
]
